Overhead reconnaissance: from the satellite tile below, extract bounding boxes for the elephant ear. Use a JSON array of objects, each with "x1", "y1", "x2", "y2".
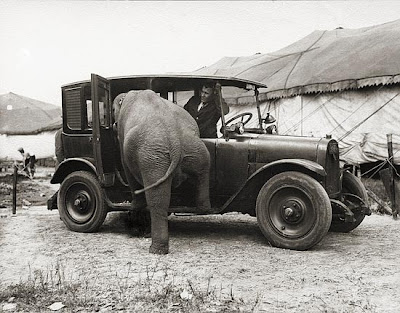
[{"x1": 112, "y1": 93, "x2": 127, "y2": 121}]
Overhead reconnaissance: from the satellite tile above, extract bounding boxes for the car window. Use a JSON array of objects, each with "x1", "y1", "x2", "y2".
[
  {"x1": 85, "y1": 100, "x2": 93, "y2": 129},
  {"x1": 176, "y1": 91, "x2": 194, "y2": 107},
  {"x1": 84, "y1": 99, "x2": 109, "y2": 129},
  {"x1": 168, "y1": 92, "x2": 175, "y2": 103},
  {"x1": 96, "y1": 85, "x2": 110, "y2": 127},
  {"x1": 99, "y1": 101, "x2": 106, "y2": 126}
]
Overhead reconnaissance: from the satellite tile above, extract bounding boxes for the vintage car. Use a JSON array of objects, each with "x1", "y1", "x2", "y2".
[{"x1": 48, "y1": 74, "x2": 370, "y2": 250}]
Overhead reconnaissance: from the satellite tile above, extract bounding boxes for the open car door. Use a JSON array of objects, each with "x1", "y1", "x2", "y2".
[{"x1": 91, "y1": 73, "x2": 117, "y2": 186}]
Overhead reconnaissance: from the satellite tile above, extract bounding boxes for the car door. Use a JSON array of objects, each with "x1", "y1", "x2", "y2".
[
  {"x1": 91, "y1": 73, "x2": 117, "y2": 187},
  {"x1": 215, "y1": 138, "x2": 250, "y2": 196}
]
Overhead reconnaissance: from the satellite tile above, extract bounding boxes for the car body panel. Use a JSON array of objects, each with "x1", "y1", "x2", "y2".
[
  {"x1": 51, "y1": 74, "x2": 355, "y2": 224},
  {"x1": 51, "y1": 157, "x2": 96, "y2": 184}
]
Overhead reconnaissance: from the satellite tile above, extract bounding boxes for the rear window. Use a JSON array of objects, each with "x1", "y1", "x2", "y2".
[
  {"x1": 64, "y1": 87, "x2": 82, "y2": 130},
  {"x1": 63, "y1": 85, "x2": 92, "y2": 132}
]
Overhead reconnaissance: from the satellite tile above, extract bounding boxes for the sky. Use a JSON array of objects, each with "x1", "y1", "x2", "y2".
[{"x1": 1, "y1": 0, "x2": 400, "y2": 106}]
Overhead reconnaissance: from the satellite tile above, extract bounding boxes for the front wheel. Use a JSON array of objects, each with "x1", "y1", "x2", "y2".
[
  {"x1": 256, "y1": 172, "x2": 332, "y2": 250},
  {"x1": 58, "y1": 171, "x2": 108, "y2": 232}
]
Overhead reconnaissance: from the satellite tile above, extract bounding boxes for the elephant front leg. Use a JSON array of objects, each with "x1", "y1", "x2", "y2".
[
  {"x1": 145, "y1": 180, "x2": 172, "y2": 255},
  {"x1": 182, "y1": 143, "x2": 211, "y2": 213}
]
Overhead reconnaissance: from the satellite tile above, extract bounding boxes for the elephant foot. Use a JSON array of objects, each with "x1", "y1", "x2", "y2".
[{"x1": 149, "y1": 244, "x2": 169, "y2": 255}]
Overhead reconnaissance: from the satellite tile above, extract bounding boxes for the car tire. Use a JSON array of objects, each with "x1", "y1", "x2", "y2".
[
  {"x1": 256, "y1": 171, "x2": 332, "y2": 250},
  {"x1": 329, "y1": 171, "x2": 368, "y2": 233},
  {"x1": 58, "y1": 171, "x2": 108, "y2": 232}
]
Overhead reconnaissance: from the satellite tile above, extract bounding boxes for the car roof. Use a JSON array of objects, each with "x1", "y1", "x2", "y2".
[{"x1": 63, "y1": 74, "x2": 267, "y2": 93}]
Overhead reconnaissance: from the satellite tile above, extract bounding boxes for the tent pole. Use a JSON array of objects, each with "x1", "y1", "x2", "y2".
[
  {"x1": 255, "y1": 89, "x2": 263, "y2": 130},
  {"x1": 387, "y1": 134, "x2": 398, "y2": 219},
  {"x1": 301, "y1": 97, "x2": 303, "y2": 136}
]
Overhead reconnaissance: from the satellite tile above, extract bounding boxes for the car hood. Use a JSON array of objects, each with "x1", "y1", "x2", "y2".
[{"x1": 243, "y1": 133, "x2": 335, "y2": 165}]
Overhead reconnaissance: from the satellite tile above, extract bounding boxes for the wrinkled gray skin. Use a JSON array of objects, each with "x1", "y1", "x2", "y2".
[{"x1": 113, "y1": 90, "x2": 211, "y2": 255}]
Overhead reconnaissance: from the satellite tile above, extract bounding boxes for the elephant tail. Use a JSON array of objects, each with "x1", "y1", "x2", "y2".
[{"x1": 133, "y1": 155, "x2": 179, "y2": 195}]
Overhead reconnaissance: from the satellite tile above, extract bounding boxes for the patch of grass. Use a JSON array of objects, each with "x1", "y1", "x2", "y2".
[
  {"x1": 361, "y1": 177, "x2": 396, "y2": 214},
  {"x1": 362, "y1": 177, "x2": 389, "y2": 202},
  {"x1": 0, "y1": 262, "x2": 88, "y2": 312},
  {"x1": 0, "y1": 262, "x2": 257, "y2": 312}
]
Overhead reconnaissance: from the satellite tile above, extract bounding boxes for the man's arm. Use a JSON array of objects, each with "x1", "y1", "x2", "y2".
[{"x1": 184, "y1": 96, "x2": 199, "y2": 110}]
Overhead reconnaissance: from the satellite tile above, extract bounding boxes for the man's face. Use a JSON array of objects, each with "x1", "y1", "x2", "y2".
[{"x1": 200, "y1": 86, "x2": 214, "y2": 103}]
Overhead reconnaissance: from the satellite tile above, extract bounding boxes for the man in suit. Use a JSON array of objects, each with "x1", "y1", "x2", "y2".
[{"x1": 184, "y1": 82, "x2": 229, "y2": 138}]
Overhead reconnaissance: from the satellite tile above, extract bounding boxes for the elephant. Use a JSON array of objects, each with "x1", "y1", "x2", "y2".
[{"x1": 113, "y1": 90, "x2": 211, "y2": 255}]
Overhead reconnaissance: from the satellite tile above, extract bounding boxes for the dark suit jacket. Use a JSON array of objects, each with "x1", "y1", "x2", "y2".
[{"x1": 184, "y1": 96, "x2": 222, "y2": 138}]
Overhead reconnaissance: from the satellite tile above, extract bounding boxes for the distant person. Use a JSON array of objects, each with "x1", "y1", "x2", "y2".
[
  {"x1": 184, "y1": 82, "x2": 229, "y2": 138},
  {"x1": 17, "y1": 147, "x2": 35, "y2": 178},
  {"x1": 55, "y1": 128, "x2": 65, "y2": 167}
]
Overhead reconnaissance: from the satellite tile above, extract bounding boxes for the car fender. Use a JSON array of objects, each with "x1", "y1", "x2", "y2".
[
  {"x1": 220, "y1": 159, "x2": 327, "y2": 215},
  {"x1": 51, "y1": 158, "x2": 97, "y2": 184},
  {"x1": 252, "y1": 159, "x2": 326, "y2": 179}
]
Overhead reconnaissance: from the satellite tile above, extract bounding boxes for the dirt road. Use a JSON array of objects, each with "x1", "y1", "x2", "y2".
[
  {"x1": 1, "y1": 199, "x2": 399, "y2": 312},
  {"x1": 1, "y1": 168, "x2": 400, "y2": 312}
]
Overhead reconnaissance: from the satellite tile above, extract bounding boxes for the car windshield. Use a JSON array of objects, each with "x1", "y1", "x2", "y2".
[{"x1": 171, "y1": 85, "x2": 264, "y2": 137}]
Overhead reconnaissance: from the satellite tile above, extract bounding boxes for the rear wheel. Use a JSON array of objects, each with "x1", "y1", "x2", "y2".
[
  {"x1": 256, "y1": 172, "x2": 332, "y2": 250},
  {"x1": 58, "y1": 171, "x2": 108, "y2": 232},
  {"x1": 330, "y1": 171, "x2": 368, "y2": 233}
]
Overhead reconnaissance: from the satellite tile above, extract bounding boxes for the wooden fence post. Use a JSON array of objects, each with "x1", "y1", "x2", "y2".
[{"x1": 12, "y1": 163, "x2": 17, "y2": 215}]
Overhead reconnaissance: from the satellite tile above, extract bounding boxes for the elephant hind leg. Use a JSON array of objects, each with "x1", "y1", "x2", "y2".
[
  {"x1": 127, "y1": 209, "x2": 151, "y2": 237},
  {"x1": 144, "y1": 177, "x2": 172, "y2": 255},
  {"x1": 121, "y1": 158, "x2": 147, "y2": 209}
]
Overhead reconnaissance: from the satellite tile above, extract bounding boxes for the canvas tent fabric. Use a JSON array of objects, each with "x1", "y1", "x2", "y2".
[
  {"x1": 215, "y1": 87, "x2": 400, "y2": 165},
  {"x1": 193, "y1": 19, "x2": 400, "y2": 101},
  {"x1": 0, "y1": 92, "x2": 62, "y2": 160},
  {"x1": 193, "y1": 19, "x2": 400, "y2": 165},
  {"x1": 264, "y1": 85, "x2": 400, "y2": 165},
  {"x1": 0, "y1": 92, "x2": 61, "y2": 135}
]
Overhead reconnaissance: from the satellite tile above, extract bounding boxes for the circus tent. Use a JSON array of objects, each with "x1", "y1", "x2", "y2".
[{"x1": 191, "y1": 19, "x2": 400, "y2": 165}]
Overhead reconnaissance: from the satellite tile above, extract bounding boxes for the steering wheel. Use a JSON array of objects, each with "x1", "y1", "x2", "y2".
[{"x1": 225, "y1": 112, "x2": 253, "y2": 126}]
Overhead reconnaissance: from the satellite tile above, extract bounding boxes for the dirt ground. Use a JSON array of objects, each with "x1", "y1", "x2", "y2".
[
  {"x1": 1, "y1": 167, "x2": 400, "y2": 312},
  {"x1": 0, "y1": 166, "x2": 56, "y2": 209}
]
